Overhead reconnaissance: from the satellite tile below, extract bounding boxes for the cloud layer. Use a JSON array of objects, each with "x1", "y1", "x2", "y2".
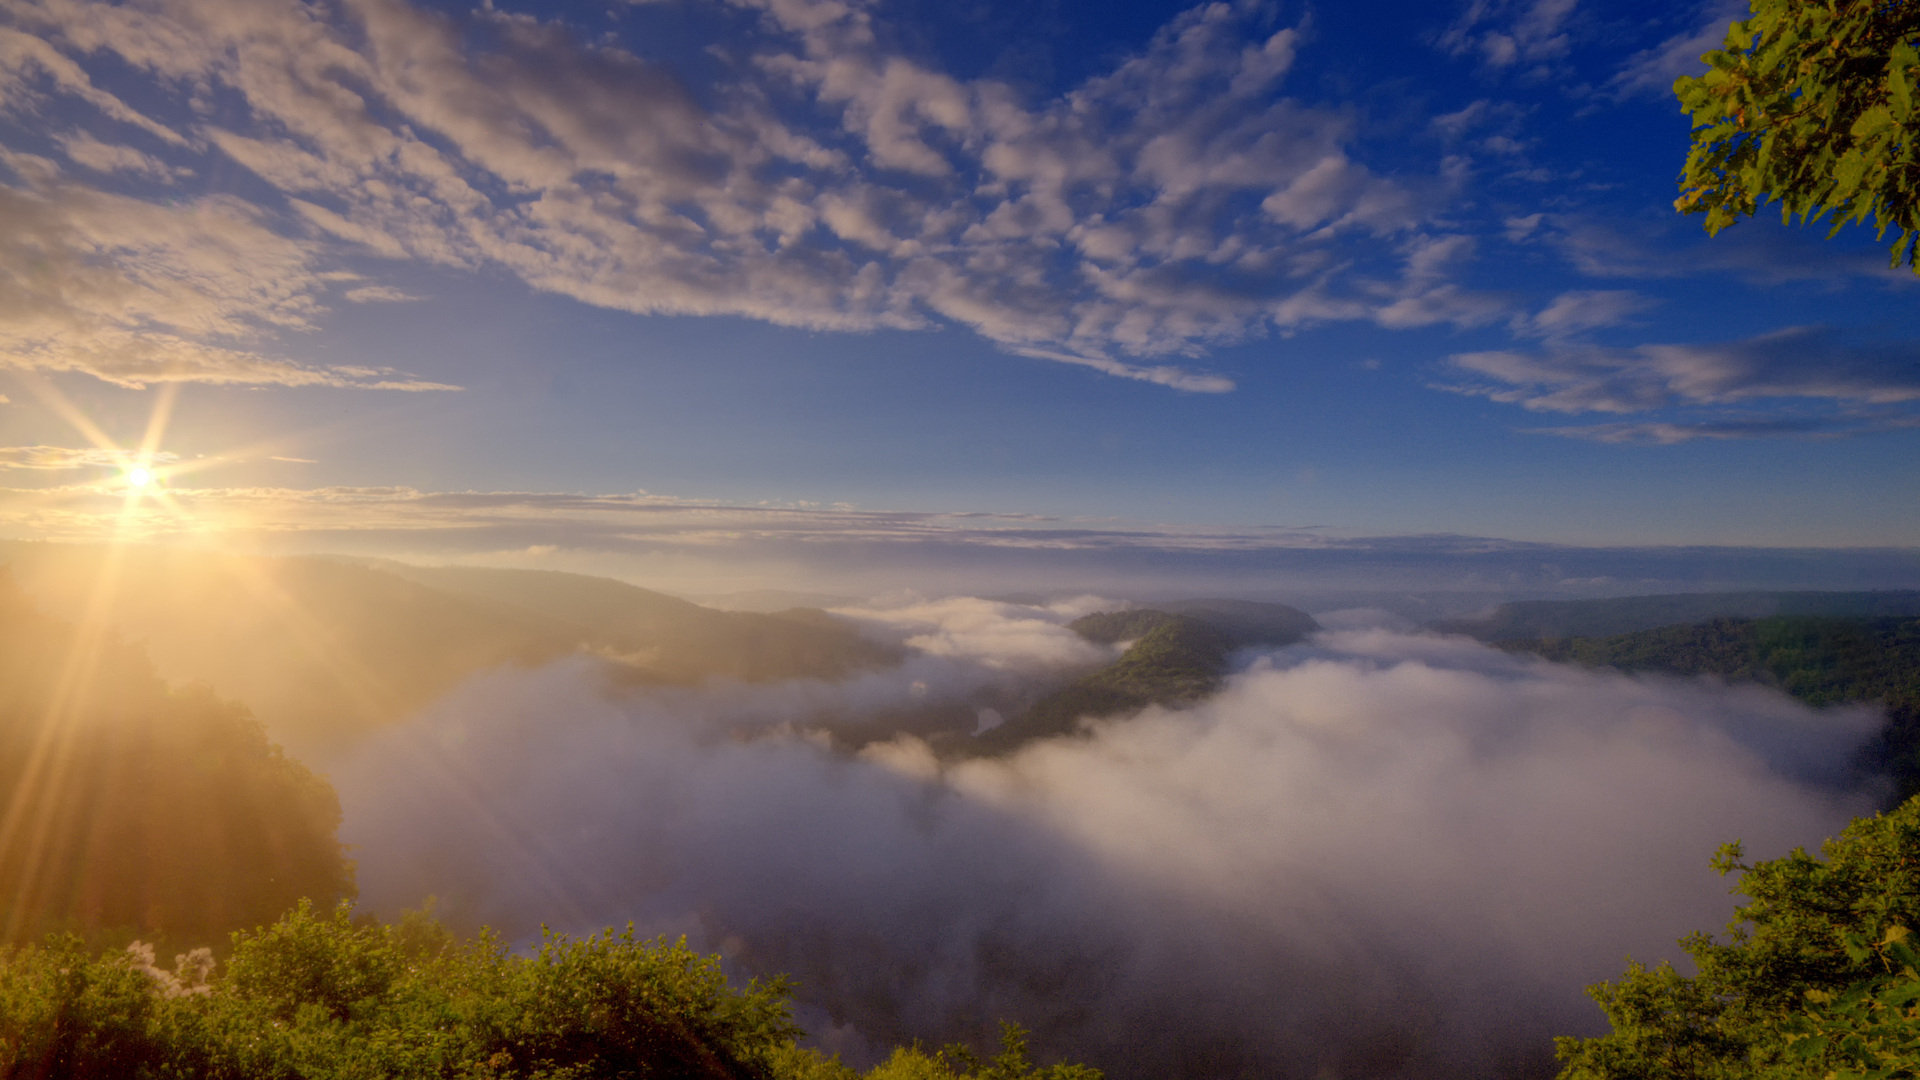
[
  {"x1": 0, "y1": 0, "x2": 1500, "y2": 390},
  {"x1": 335, "y1": 617, "x2": 1883, "y2": 1079},
  {"x1": 5, "y1": 483, "x2": 1919, "y2": 598}
]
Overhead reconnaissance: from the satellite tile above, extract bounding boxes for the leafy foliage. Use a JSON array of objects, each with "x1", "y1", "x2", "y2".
[
  {"x1": 1674, "y1": 0, "x2": 1920, "y2": 267},
  {"x1": 0, "y1": 572, "x2": 352, "y2": 947},
  {"x1": 0, "y1": 903, "x2": 1103, "y2": 1080},
  {"x1": 1555, "y1": 797, "x2": 1920, "y2": 1078}
]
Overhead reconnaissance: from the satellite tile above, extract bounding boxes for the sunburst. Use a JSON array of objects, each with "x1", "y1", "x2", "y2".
[{"x1": 0, "y1": 376, "x2": 365, "y2": 940}]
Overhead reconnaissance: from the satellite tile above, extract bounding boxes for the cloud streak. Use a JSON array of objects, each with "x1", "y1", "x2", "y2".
[
  {"x1": 0, "y1": 445, "x2": 179, "y2": 470},
  {"x1": 3, "y1": 484, "x2": 1918, "y2": 597},
  {"x1": 1445, "y1": 326, "x2": 1920, "y2": 440},
  {"x1": 335, "y1": 620, "x2": 1883, "y2": 1078}
]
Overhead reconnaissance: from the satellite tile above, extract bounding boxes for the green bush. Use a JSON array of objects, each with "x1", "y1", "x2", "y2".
[
  {"x1": 1556, "y1": 797, "x2": 1920, "y2": 1079},
  {"x1": 0, "y1": 903, "x2": 1101, "y2": 1080}
]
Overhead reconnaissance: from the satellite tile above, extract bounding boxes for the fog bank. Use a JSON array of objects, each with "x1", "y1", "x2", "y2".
[{"x1": 335, "y1": 605, "x2": 1883, "y2": 1079}]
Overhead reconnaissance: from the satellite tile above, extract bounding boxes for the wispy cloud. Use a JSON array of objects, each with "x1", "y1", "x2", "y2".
[
  {"x1": 1512, "y1": 289, "x2": 1657, "y2": 339},
  {"x1": 341, "y1": 285, "x2": 422, "y2": 304},
  {"x1": 1608, "y1": 0, "x2": 1744, "y2": 100},
  {"x1": 1436, "y1": 0, "x2": 1579, "y2": 74},
  {"x1": 1544, "y1": 212, "x2": 1920, "y2": 288},
  {"x1": 0, "y1": 445, "x2": 178, "y2": 469},
  {"x1": 54, "y1": 131, "x2": 191, "y2": 182},
  {"x1": 0, "y1": 155, "x2": 458, "y2": 390},
  {"x1": 0, "y1": 0, "x2": 1487, "y2": 390},
  {"x1": 1444, "y1": 327, "x2": 1920, "y2": 438},
  {"x1": 2, "y1": 482, "x2": 1915, "y2": 595}
]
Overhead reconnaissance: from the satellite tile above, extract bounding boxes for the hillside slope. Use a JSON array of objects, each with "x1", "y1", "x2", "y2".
[
  {"x1": 972, "y1": 601, "x2": 1318, "y2": 752},
  {"x1": 0, "y1": 572, "x2": 352, "y2": 944},
  {"x1": 0, "y1": 542, "x2": 890, "y2": 752}
]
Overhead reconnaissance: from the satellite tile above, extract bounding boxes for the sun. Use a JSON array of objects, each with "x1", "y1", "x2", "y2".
[{"x1": 126, "y1": 466, "x2": 152, "y2": 489}]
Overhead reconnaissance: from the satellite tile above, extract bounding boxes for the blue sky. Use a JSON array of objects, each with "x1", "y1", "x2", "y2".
[{"x1": 1, "y1": 0, "x2": 1917, "y2": 594}]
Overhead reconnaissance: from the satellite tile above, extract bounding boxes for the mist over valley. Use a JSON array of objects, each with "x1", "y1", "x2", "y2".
[{"x1": 0, "y1": 542, "x2": 1906, "y2": 1077}]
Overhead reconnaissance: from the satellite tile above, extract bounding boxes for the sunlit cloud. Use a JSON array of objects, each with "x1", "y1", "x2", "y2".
[
  {"x1": 0, "y1": 0, "x2": 1494, "y2": 391},
  {"x1": 341, "y1": 285, "x2": 422, "y2": 304},
  {"x1": 0, "y1": 445, "x2": 179, "y2": 470},
  {"x1": 0, "y1": 157, "x2": 460, "y2": 390}
]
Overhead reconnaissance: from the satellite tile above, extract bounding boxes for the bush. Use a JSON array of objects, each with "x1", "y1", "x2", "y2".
[
  {"x1": 1556, "y1": 796, "x2": 1920, "y2": 1078},
  {"x1": 0, "y1": 904, "x2": 1103, "y2": 1080}
]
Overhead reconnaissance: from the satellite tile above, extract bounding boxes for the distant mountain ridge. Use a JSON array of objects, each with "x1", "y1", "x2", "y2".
[
  {"x1": 1434, "y1": 590, "x2": 1920, "y2": 642},
  {"x1": 0, "y1": 542, "x2": 892, "y2": 753}
]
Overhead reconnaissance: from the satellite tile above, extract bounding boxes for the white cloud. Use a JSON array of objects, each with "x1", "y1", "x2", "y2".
[
  {"x1": 1514, "y1": 289, "x2": 1657, "y2": 338},
  {"x1": 1446, "y1": 326, "x2": 1920, "y2": 439},
  {"x1": 0, "y1": 0, "x2": 1468, "y2": 390},
  {"x1": 0, "y1": 158, "x2": 456, "y2": 389},
  {"x1": 1609, "y1": 0, "x2": 1745, "y2": 100},
  {"x1": 1522, "y1": 418, "x2": 1830, "y2": 444},
  {"x1": 1437, "y1": 0, "x2": 1579, "y2": 73},
  {"x1": 55, "y1": 132, "x2": 191, "y2": 182},
  {"x1": 341, "y1": 284, "x2": 422, "y2": 303}
]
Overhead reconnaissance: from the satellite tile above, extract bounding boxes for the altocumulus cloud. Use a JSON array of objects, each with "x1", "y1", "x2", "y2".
[
  {"x1": 0, "y1": 152, "x2": 456, "y2": 390},
  {"x1": 0, "y1": 0, "x2": 1503, "y2": 392},
  {"x1": 334, "y1": 610, "x2": 1882, "y2": 1080}
]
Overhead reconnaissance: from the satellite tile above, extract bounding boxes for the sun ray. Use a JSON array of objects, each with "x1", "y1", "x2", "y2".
[{"x1": 0, "y1": 378, "x2": 181, "y2": 936}]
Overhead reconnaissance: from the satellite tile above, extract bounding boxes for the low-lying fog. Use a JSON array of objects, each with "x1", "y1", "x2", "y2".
[{"x1": 334, "y1": 597, "x2": 1883, "y2": 1080}]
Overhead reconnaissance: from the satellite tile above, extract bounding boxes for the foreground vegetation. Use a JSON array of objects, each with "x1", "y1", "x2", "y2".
[
  {"x1": 1559, "y1": 795, "x2": 1920, "y2": 1079},
  {"x1": 0, "y1": 902, "x2": 1099, "y2": 1080}
]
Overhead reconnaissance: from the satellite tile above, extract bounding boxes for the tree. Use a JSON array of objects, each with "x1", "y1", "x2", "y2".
[
  {"x1": 1674, "y1": 0, "x2": 1920, "y2": 268},
  {"x1": 1555, "y1": 796, "x2": 1920, "y2": 1078}
]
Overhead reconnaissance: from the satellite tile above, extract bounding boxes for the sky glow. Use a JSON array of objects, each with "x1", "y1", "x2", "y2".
[{"x1": 0, "y1": 0, "x2": 1916, "y2": 592}]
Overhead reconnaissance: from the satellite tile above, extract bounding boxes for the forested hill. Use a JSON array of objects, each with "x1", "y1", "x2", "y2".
[
  {"x1": 1502, "y1": 616, "x2": 1920, "y2": 800},
  {"x1": 1436, "y1": 590, "x2": 1920, "y2": 642},
  {"x1": 972, "y1": 601, "x2": 1317, "y2": 753},
  {"x1": 0, "y1": 572, "x2": 352, "y2": 947}
]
